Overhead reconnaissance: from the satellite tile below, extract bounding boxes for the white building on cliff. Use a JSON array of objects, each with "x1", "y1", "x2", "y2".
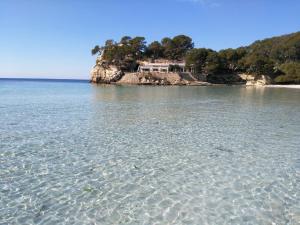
[{"x1": 138, "y1": 60, "x2": 186, "y2": 73}]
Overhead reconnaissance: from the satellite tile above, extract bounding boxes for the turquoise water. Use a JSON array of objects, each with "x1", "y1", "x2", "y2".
[{"x1": 0, "y1": 79, "x2": 300, "y2": 225}]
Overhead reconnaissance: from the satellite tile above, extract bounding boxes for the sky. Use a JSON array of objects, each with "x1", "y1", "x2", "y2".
[{"x1": 0, "y1": 0, "x2": 299, "y2": 79}]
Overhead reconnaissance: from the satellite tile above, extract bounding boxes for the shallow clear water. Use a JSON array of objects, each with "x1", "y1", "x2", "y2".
[{"x1": 0, "y1": 79, "x2": 300, "y2": 225}]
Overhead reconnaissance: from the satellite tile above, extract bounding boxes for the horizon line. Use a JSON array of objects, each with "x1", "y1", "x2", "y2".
[{"x1": 0, "y1": 77, "x2": 89, "y2": 82}]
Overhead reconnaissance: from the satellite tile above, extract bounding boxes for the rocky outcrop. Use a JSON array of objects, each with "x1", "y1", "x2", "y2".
[
  {"x1": 117, "y1": 73, "x2": 171, "y2": 85},
  {"x1": 117, "y1": 72, "x2": 210, "y2": 86},
  {"x1": 90, "y1": 62, "x2": 123, "y2": 83},
  {"x1": 239, "y1": 74, "x2": 273, "y2": 86}
]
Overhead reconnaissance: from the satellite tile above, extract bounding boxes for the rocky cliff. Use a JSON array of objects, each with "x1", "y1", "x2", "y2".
[
  {"x1": 238, "y1": 74, "x2": 273, "y2": 86},
  {"x1": 90, "y1": 60, "x2": 123, "y2": 83}
]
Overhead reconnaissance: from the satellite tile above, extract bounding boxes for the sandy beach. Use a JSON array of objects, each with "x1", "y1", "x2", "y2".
[{"x1": 266, "y1": 85, "x2": 300, "y2": 89}]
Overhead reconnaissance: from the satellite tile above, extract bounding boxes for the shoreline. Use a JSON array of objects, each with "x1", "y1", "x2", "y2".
[
  {"x1": 91, "y1": 81, "x2": 300, "y2": 88},
  {"x1": 2, "y1": 78, "x2": 300, "y2": 89},
  {"x1": 266, "y1": 85, "x2": 300, "y2": 89}
]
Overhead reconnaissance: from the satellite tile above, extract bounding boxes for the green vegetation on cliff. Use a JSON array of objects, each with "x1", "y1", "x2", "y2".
[
  {"x1": 275, "y1": 63, "x2": 300, "y2": 83},
  {"x1": 92, "y1": 32, "x2": 300, "y2": 84}
]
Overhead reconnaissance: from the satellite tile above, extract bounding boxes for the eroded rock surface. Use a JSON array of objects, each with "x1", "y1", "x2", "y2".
[
  {"x1": 90, "y1": 59, "x2": 123, "y2": 83},
  {"x1": 239, "y1": 74, "x2": 273, "y2": 86}
]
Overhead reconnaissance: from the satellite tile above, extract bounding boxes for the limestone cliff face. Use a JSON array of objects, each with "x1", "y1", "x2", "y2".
[
  {"x1": 90, "y1": 64, "x2": 123, "y2": 83},
  {"x1": 239, "y1": 74, "x2": 273, "y2": 86},
  {"x1": 90, "y1": 58, "x2": 123, "y2": 83}
]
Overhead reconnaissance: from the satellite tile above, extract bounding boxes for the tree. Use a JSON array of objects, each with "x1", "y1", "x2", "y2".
[
  {"x1": 185, "y1": 48, "x2": 212, "y2": 73},
  {"x1": 275, "y1": 62, "x2": 300, "y2": 83},
  {"x1": 242, "y1": 53, "x2": 276, "y2": 76},
  {"x1": 146, "y1": 41, "x2": 164, "y2": 59},
  {"x1": 161, "y1": 37, "x2": 174, "y2": 59},
  {"x1": 102, "y1": 40, "x2": 118, "y2": 63},
  {"x1": 120, "y1": 36, "x2": 132, "y2": 45},
  {"x1": 128, "y1": 37, "x2": 146, "y2": 60},
  {"x1": 105, "y1": 39, "x2": 115, "y2": 47},
  {"x1": 91, "y1": 45, "x2": 101, "y2": 55},
  {"x1": 204, "y1": 52, "x2": 225, "y2": 75},
  {"x1": 218, "y1": 48, "x2": 247, "y2": 72},
  {"x1": 172, "y1": 35, "x2": 194, "y2": 60},
  {"x1": 161, "y1": 35, "x2": 194, "y2": 60}
]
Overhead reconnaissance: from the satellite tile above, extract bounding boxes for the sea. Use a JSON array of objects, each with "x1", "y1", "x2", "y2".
[{"x1": 0, "y1": 78, "x2": 300, "y2": 224}]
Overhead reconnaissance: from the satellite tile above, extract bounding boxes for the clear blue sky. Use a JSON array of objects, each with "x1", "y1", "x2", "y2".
[{"x1": 0, "y1": 0, "x2": 299, "y2": 79}]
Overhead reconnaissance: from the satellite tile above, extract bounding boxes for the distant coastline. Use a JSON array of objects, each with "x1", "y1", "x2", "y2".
[
  {"x1": 90, "y1": 32, "x2": 300, "y2": 86},
  {"x1": 2, "y1": 78, "x2": 300, "y2": 90}
]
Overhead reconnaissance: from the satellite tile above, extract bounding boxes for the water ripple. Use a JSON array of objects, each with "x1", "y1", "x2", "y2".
[{"x1": 1, "y1": 83, "x2": 300, "y2": 224}]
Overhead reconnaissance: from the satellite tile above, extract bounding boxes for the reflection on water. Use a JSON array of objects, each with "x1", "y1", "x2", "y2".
[{"x1": 1, "y1": 81, "x2": 300, "y2": 224}]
